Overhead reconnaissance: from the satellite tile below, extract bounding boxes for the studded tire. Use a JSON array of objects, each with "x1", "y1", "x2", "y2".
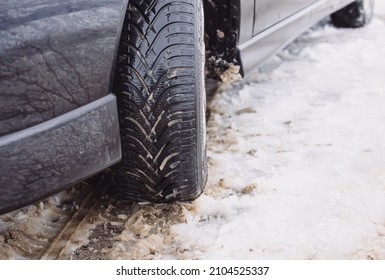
[
  {"x1": 331, "y1": 0, "x2": 374, "y2": 28},
  {"x1": 113, "y1": 0, "x2": 207, "y2": 202}
]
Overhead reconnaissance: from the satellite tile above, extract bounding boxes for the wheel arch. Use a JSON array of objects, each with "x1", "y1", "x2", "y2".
[
  {"x1": 108, "y1": 0, "x2": 130, "y2": 93},
  {"x1": 203, "y1": 0, "x2": 241, "y2": 79}
]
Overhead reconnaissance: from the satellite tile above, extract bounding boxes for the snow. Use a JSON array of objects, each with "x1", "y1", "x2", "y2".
[{"x1": 172, "y1": 1, "x2": 385, "y2": 259}]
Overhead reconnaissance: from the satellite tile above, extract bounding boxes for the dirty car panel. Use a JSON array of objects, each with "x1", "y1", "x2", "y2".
[
  {"x1": 0, "y1": 0, "x2": 127, "y2": 136},
  {"x1": 0, "y1": 0, "x2": 127, "y2": 213}
]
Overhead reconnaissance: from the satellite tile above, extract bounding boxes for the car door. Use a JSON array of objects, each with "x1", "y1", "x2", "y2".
[{"x1": 253, "y1": 0, "x2": 319, "y2": 35}]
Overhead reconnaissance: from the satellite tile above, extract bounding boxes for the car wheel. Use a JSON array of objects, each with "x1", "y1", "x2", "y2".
[
  {"x1": 331, "y1": 0, "x2": 374, "y2": 28},
  {"x1": 113, "y1": 0, "x2": 207, "y2": 202}
]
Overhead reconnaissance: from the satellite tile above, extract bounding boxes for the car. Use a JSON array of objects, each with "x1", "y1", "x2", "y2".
[{"x1": 0, "y1": 0, "x2": 374, "y2": 214}]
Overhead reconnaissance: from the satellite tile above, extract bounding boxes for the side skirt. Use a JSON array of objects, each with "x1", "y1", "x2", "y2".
[{"x1": 238, "y1": 0, "x2": 355, "y2": 76}]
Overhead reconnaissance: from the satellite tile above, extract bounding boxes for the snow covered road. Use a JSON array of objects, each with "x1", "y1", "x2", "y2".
[{"x1": 171, "y1": 1, "x2": 385, "y2": 259}]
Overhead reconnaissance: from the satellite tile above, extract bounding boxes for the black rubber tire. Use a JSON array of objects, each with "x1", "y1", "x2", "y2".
[
  {"x1": 331, "y1": 0, "x2": 374, "y2": 28},
  {"x1": 113, "y1": 0, "x2": 207, "y2": 202}
]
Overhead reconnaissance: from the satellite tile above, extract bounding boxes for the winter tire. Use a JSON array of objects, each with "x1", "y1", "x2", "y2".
[
  {"x1": 331, "y1": 0, "x2": 374, "y2": 28},
  {"x1": 113, "y1": 0, "x2": 207, "y2": 202}
]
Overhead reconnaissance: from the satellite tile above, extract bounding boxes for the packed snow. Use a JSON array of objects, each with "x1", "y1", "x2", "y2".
[{"x1": 171, "y1": 1, "x2": 385, "y2": 259}]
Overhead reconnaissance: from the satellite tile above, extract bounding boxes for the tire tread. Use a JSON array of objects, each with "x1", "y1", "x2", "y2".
[{"x1": 114, "y1": 0, "x2": 205, "y2": 201}]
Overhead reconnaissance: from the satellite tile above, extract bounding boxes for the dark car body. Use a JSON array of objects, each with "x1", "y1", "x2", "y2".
[
  {"x1": 0, "y1": 0, "x2": 126, "y2": 212},
  {"x1": 0, "y1": 0, "x2": 360, "y2": 213}
]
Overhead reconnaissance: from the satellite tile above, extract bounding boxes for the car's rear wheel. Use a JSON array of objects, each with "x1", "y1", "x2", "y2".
[
  {"x1": 113, "y1": 0, "x2": 207, "y2": 202},
  {"x1": 331, "y1": 0, "x2": 374, "y2": 28}
]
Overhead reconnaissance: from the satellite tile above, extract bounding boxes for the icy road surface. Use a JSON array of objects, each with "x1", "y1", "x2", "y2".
[{"x1": 1, "y1": 2, "x2": 385, "y2": 260}]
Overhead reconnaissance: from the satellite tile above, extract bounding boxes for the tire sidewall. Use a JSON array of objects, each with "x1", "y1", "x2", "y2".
[{"x1": 195, "y1": 0, "x2": 208, "y2": 193}]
